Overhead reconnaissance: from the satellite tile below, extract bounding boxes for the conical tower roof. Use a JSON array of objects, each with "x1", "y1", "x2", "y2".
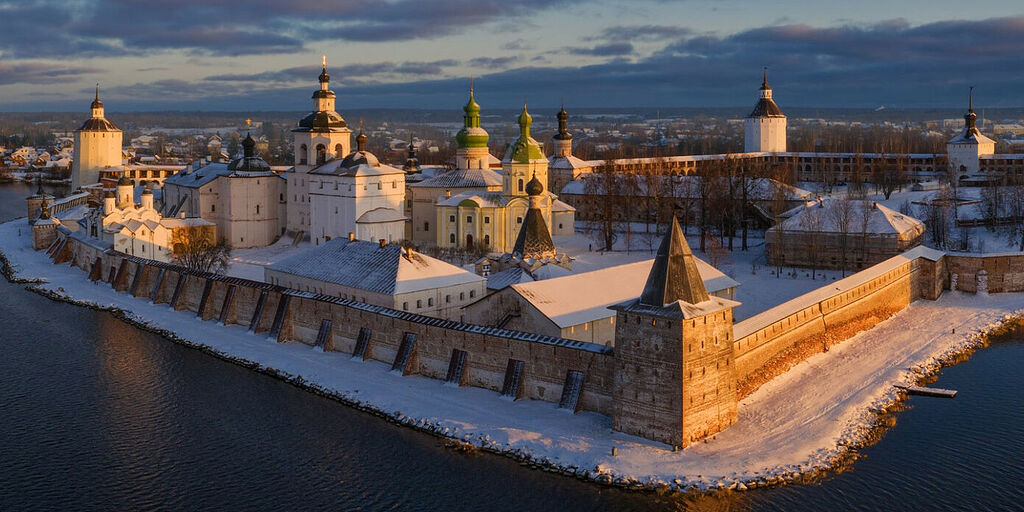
[{"x1": 639, "y1": 217, "x2": 710, "y2": 307}]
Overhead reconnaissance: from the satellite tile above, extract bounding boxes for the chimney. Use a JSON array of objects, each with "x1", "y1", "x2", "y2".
[
  {"x1": 379, "y1": 239, "x2": 386, "y2": 248},
  {"x1": 406, "y1": 246, "x2": 413, "y2": 259},
  {"x1": 348, "y1": 232, "x2": 355, "y2": 241},
  {"x1": 445, "y1": 189, "x2": 451, "y2": 199}
]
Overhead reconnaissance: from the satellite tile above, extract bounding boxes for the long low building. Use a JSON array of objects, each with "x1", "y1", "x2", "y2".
[
  {"x1": 461, "y1": 257, "x2": 738, "y2": 346},
  {"x1": 265, "y1": 237, "x2": 486, "y2": 320}
]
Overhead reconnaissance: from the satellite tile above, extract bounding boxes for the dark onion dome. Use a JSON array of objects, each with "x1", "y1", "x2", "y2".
[
  {"x1": 554, "y1": 105, "x2": 572, "y2": 140},
  {"x1": 117, "y1": 175, "x2": 133, "y2": 186},
  {"x1": 319, "y1": 66, "x2": 330, "y2": 84},
  {"x1": 338, "y1": 125, "x2": 380, "y2": 169},
  {"x1": 228, "y1": 133, "x2": 272, "y2": 172},
  {"x1": 525, "y1": 172, "x2": 544, "y2": 196},
  {"x1": 402, "y1": 138, "x2": 420, "y2": 173},
  {"x1": 295, "y1": 110, "x2": 347, "y2": 131}
]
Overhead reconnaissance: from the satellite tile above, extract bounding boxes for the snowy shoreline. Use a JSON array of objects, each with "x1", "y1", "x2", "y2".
[{"x1": 2, "y1": 217, "x2": 1022, "y2": 495}]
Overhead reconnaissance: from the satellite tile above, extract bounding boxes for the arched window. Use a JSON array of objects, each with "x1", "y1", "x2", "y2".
[
  {"x1": 449, "y1": 233, "x2": 456, "y2": 243},
  {"x1": 299, "y1": 144, "x2": 308, "y2": 165},
  {"x1": 335, "y1": 143, "x2": 344, "y2": 158},
  {"x1": 316, "y1": 144, "x2": 326, "y2": 165},
  {"x1": 518, "y1": 179, "x2": 524, "y2": 192},
  {"x1": 484, "y1": 234, "x2": 490, "y2": 246}
]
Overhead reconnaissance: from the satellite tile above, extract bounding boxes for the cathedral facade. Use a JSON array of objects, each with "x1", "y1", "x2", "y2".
[{"x1": 434, "y1": 96, "x2": 574, "y2": 254}]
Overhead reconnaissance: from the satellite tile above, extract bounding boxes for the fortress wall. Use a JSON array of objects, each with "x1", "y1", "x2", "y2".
[
  {"x1": 733, "y1": 254, "x2": 924, "y2": 397},
  {"x1": 281, "y1": 295, "x2": 616, "y2": 414},
  {"x1": 54, "y1": 234, "x2": 616, "y2": 416},
  {"x1": 947, "y1": 253, "x2": 1024, "y2": 293}
]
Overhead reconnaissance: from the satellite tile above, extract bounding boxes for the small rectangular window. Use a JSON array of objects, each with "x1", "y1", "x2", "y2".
[{"x1": 449, "y1": 215, "x2": 456, "y2": 223}]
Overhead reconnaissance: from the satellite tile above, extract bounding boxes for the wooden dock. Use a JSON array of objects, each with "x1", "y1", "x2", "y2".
[{"x1": 894, "y1": 384, "x2": 958, "y2": 398}]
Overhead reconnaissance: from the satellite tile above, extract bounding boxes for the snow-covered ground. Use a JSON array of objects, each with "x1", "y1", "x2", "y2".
[{"x1": 3, "y1": 217, "x2": 1021, "y2": 491}]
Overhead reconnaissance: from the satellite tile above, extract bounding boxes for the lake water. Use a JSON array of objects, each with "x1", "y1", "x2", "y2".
[{"x1": 1, "y1": 182, "x2": 1020, "y2": 511}]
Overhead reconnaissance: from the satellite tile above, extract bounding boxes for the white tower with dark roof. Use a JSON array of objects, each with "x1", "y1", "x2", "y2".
[
  {"x1": 947, "y1": 87, "x2": 995, "y2": 175},
  {"x1": 71, "y1": 85, "x2": 122, "y2": 190},
  {"x1": 743, "y1": 69, "x2": 787, "y2": 153}
]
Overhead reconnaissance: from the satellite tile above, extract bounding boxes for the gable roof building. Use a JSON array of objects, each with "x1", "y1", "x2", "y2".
[{"x1": 265, "y1": 237, "x2": 486, "y2": 320}]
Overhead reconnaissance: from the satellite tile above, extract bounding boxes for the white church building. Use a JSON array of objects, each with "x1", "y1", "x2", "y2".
[{"x1": 308, "y1": 127, "x2": 407, "y2": 245}]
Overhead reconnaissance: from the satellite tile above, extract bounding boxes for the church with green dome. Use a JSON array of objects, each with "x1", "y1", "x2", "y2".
[{"x1": 432, "y1": 90, "x2": 575, "y2": 255}]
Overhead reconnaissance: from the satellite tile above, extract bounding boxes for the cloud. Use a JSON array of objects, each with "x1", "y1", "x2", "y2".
[
  {"x1": 584, "y1": 25, "x2": 690, "y2": 43},
  {"x1": 468, "y1": 56, "x2": 519, "y2": 69},
  {"x1": 502, "y1": 39, "x2": 532, "y2": 51},
  {"x1": 0, "y1": 0, "x2": 582, "y2": 58},
  {"x1": 203, "y1": 60, "x2": 460, "y2": 85},
  {"x1": 0, "y1": 62, "x2": 104, "y2": 85},
  {"x1": 566, "y1": 42, "x2": 635, "y2": 56}
]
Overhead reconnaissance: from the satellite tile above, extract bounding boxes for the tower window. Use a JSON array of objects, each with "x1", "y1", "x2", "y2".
[
  {"x1": 424, "y1": 222, "x2": 429, "y2": 232},
  {"x1": 449, "y1": 233, "x2": 456, "y2": 243},
  {"x1": 518, "y1": 179, "x2": 524, "y2": 192},
  {"x1": 466, "y1": 216, "x2": 472, "y2": 224},
  {"x1": 484, "y1": 216, "x2": 490, "y2": 224}
]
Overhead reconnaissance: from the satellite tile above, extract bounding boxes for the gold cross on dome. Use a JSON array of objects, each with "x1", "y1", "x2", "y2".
[{"x1": 245, "y1": 118, "x2": 252, "y2": 128}]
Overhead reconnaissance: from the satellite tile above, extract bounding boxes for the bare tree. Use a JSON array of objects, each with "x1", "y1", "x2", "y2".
[
  {"x1": 171, "y1": 226, "x2": 230, "y2": 273},
  {"x1": 830, "y1": 199, "x2": 855, "y2": 277}
]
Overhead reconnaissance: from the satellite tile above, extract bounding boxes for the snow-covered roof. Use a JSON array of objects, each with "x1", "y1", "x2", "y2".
[
  {"x1": 551, "y1": 198, "x2": 575, "y2": 212},
  {"x1": 549, "y1": 155, "x2": 592, "y2": 170},
  {"x1": 355, "y1": 207, "x2": 407, "y2": 224},
  {"x1": 409, "y1": 167, "x2": 502, "y2": 189},
  {"x1": 510, "y1": 257, "x2": 738, "y2": 329},
  {"x1": 771, "y1": 198, "x2": 925, "y2": 236},
  {"x1": 163, "y1": 161, "x2": 281, "y2": 189},
  {"x1": 266, "y1": 239, "x2": 485, "y2": 295},
  {"x1": 949, "y1": 125, "x2": 995, "y2": 145}
]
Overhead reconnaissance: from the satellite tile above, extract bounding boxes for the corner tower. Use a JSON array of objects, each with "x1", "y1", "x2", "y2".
[
  {"x1": 743, "y1": 69, "x2": 786, "y2": 153},
  {"x1": 71, "y1": 85, "x2": 122, "y2": 190},
  {"x1": 611, "y1": 217, "x2": 739, "y2": 448},
  {"x1": 454, "y1": 80, "x2": 490, "y2": 170}
]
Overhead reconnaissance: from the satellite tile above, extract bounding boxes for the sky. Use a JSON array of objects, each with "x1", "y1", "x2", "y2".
[{"x1": 1, "y1": 0, "x2": 1023, "y2": 112}]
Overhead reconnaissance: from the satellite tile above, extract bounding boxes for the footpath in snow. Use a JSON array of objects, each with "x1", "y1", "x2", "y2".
[{"x1": 2, "y1": 218, "x2": 1021, "y2": 492}]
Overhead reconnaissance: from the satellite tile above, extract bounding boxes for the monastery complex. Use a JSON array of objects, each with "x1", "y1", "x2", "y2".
[{"x1": 23, "y1": 59, "x2": 1024, "y2": 449}]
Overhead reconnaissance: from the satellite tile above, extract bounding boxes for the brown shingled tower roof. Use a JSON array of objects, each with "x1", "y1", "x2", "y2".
[{"x1": 638, "y1": 216, "x2": 710, "y2": 307}]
